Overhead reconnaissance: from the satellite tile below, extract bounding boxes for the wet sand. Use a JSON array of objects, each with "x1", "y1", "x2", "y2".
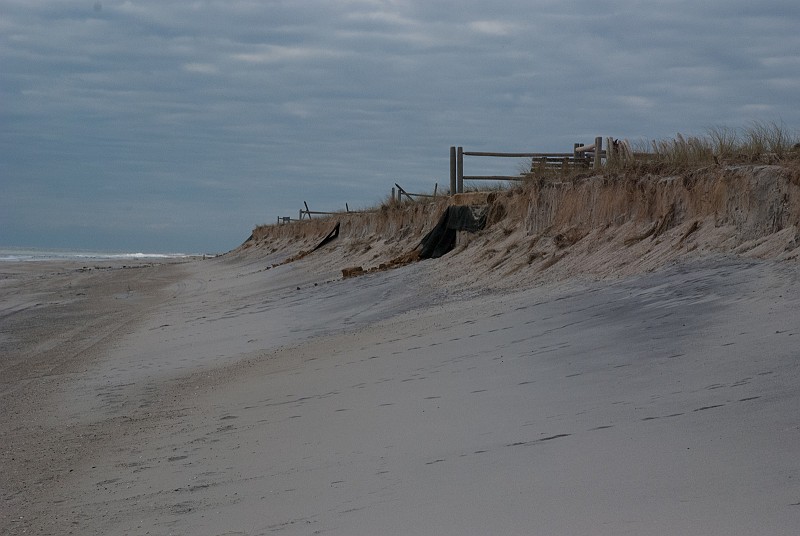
[{"x1": 2, "y1": 255, "x2": 800, "y2": 535}]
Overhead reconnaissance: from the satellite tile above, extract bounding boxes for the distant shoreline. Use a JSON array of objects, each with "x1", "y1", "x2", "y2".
[{"x1": 0, "y1": 246, "x2": 204, "y2": 263}]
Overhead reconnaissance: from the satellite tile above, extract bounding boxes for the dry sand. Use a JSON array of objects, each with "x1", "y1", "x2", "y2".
[
  {"x1": 2, "y1": 249, "x2": 799, "y2": 535},
  {"x1": 1, "y1": 260, "x2": 187, "y2": 533}
]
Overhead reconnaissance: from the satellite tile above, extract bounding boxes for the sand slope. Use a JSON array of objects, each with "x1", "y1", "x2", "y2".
[{"x1": 4, "y1": 253, "x2": 799, "y2": 535}]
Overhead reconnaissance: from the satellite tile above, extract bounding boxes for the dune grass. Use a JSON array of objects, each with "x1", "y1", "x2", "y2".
[
  {"x1": 352, "y1": 123, "x2": 799, "y2": 216},
  {"x1": 610, "y1": 121, "x2": 799, "y2": 174}
]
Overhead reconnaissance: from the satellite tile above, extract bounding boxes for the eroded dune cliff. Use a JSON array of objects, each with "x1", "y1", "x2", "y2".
[{"x1": 237, "y1": 164, "x2": 800, "y2": 289}]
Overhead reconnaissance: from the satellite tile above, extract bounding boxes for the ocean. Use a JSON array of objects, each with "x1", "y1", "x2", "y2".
[{"x1": 0, "y1": 246, "x2": 196, "y2": 263}]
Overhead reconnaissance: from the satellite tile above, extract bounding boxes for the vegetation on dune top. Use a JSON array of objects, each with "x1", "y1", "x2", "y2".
[
  {"x1": 605, "y1": 121, "x2": 800, "y2": 175},
  {"x1": 259, "y1": 122, "x2": 800, "y2": 226}
]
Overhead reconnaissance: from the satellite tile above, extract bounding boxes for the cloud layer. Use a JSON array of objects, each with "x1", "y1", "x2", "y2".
[{"x1": 2, "y1": 0, "x2": 799, "y2": 252}]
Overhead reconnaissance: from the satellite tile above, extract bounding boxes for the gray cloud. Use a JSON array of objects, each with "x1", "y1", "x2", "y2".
[{"x1": 2, "y1": 0, "x2": 798, "y2": 252}]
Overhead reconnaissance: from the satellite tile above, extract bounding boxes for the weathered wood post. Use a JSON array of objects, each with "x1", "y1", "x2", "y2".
[
  {"x1": 456, "y1": 146, "x2": 464, "y2": 193},
  {"x1": 449, "y1": 146, "x2": 456, "y2": 195},
  {"x1": 594, "y1": 136, "x2": 603, "y2": 169},
  {"x1": 606, "y1": 137, "x2": 615, "y2": 166}
]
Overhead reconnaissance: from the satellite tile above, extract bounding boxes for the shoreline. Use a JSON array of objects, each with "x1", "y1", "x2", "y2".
[
  {"x1": 0, "y1": 246, "x2": 206, "y2": 263},
  {"x1": 3, "y1": 254, "x2": 800, "y2": 535}
]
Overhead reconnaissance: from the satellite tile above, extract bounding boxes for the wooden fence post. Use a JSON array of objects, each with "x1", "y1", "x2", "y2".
[
  {"x1": 594, "y1": 136, "x2": 603, "y2": 169},
  {"x1": 606, "y1": 137, "x2": 615, "y2": 165},
  {"x1": 449, "y1": 146, "x2": 456, "y2": 195},
  {"x1": 457, "y1": 146, "x2": 464, "y2": 193}
]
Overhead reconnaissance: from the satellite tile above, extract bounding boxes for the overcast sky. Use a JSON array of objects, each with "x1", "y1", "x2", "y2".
[{"x1": 2, "y1": 1, "x2": 799, "y2": 253}]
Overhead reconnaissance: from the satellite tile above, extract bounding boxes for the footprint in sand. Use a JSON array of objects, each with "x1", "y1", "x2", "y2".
[{"x1": 693, "y1": 404, "x2": 725, "y2": 412}]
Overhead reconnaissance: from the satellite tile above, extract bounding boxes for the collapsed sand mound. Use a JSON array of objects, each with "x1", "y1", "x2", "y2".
[{"x1": 234, "y1": 165, "x2": 800, "y2": 289}]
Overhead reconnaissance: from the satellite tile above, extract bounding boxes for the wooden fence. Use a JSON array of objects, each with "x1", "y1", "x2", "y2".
[
  {"x1": 283, "y1": 136, "x2": 628, "y2": 223},
  {"x1": 293, "y1": 183, "x2": 442, "y2": 222},
  {"x1": 299, "y1": 201, "x2": 347, "y2": 220},
  {"x1": 449, "y1": 136, "x2": 610, "y2": 194},
  {"x1": 393, "y1": 183, "x2": 439, "y2": 203},
  {"x1": 298, "y1": 201, "x2": 376, "y2": 220}
]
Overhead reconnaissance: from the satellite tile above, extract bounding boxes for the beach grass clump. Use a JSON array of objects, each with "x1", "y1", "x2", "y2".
[
  {"x1": 610, "y1": 121, "x2": 799, "y2": 174},
  {"x1": 741, "y1": 121, "x2": 795, "y2": 160},
  {"x1": 707, "y1": 125, "x2": 739, "y2": 160},
  {"x1": 652, "y1": 133, "x2": 715, "y2": 169}
]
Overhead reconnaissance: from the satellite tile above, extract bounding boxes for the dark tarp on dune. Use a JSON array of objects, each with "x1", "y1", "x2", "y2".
[
  {"x1": 312, "y1": 222, "x2": 340, "y2": 252},
  {"x1": 419, "y1": 205, "x2": 487, "y2": 259}
]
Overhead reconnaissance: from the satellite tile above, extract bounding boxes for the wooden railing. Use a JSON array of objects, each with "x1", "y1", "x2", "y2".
[
  {"x1": 298, "y1": 201, "x2": 374, "y2": 220},
  {"x1": 449, "y1": 136, "x2": 608, "y2": 193},
  {"x1": 393, "y1": 183, "x2": 439, "y2": 203},
  {"x1": 284, "y1": 136, "x2": 629, "y2": 223}
]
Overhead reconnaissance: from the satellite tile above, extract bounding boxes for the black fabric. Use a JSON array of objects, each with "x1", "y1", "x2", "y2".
[
  {"x1": 419, "y1": 206, "x2": 486, "y2": 259},
  {"x1": 312, "y1": 222, "x2": 340, "y2": 252}
]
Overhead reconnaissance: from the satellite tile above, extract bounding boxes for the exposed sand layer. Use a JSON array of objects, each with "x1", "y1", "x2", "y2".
[{"x1": 3, "y1": 165, "x2": 800, "y2": 535}]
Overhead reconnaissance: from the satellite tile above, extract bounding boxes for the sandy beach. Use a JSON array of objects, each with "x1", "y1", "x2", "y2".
[{"x1": 2, "y1": 250, "x2": 799, "y2": 535}]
